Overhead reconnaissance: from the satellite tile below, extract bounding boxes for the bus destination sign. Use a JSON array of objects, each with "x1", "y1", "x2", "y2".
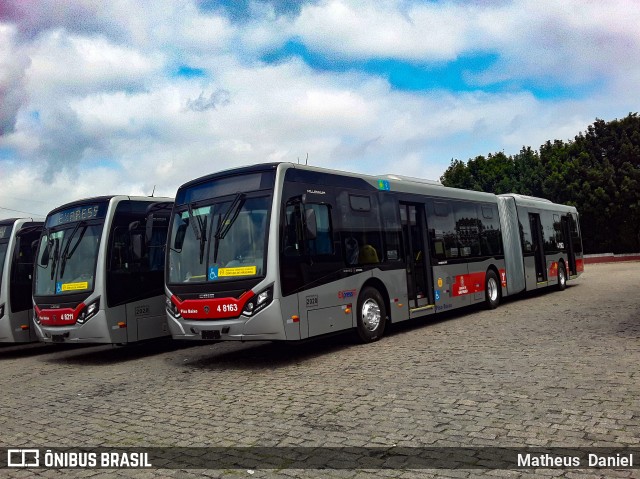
[{"x1": 46, "y1": 204, "x2": 107, "y2": 227}]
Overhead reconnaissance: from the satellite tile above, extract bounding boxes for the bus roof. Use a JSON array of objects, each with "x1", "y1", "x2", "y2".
[{"x1": 46, "y1": 195, "x2": 173, "y2": 217}]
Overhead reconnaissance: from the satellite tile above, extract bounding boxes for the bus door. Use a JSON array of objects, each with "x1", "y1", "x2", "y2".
[
  {"x1": 400, "y1": 203, "x2": 434, "y2": 309},
  {"x1": 528, "y1": 213, "x2": 547, "y2": 283},
  {"x1": 561, "y1": 215, "x2": 577, "y2": 276}
]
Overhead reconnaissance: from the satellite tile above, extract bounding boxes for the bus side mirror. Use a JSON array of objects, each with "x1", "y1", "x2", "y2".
[
  {"x1": 131, "y1": 233, "x2": 144, "y2": 260},
  {"x1": 174, "y1": 224, "x2": 187, "y2": 250},
  {"x1": 305, "y1": 208, "x2": 317, "y2": 240}
]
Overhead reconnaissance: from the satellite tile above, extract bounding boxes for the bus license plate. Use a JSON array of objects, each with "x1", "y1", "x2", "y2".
[
  {"x1": 201, "y1": 330, "x2": 221, "y2": 340},
  {"x1": 51, "y1": 335, "x2": 65, "y2": 343}
]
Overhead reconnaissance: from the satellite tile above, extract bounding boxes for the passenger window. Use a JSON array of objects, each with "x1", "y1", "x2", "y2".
[
  {"x1": 338, "y1": 192, "x2": 383, "y2": 265},
  {"x1": 306, "y1": 204, "x2": 333, "y2": 256},
  {"x1": 283, "y1": 201, "x2": 333, "y2": 256}
]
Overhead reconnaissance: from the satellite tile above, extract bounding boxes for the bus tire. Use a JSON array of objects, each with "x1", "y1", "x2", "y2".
[
  {"x1": 355, "y1": 286, "x2": 387, "y2": 343},
  {"x1": 485, "y1": 270, "x2": 501, "y2": 310},
  {"x1": 557, "y1": 262, "x2": 567, "y2": 291}
]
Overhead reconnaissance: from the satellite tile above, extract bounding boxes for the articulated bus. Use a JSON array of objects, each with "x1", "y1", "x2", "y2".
[
  {"x1": 165, "y1": 163, "x2": 583, "y2": 343},
  {"x1": 33, "y1": 196, "x2": 173, "y2": 344},
  {"x1": 0, "y1": 218, "x2": 43, "y2": 342}
]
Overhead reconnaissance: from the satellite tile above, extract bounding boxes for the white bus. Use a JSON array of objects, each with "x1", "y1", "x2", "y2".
[
  {"x1": 33, "y1": 196, "x2": 173, "y2": 344},
  {"x1": 165, "y1": 163, "x2": 583, "y2": 343},
  {"x1": 0, "y1": 218, "x2": 43, "y2": 342}
]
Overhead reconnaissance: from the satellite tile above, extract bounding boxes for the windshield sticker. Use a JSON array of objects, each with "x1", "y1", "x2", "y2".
[
  {"x1": 208, "y1": 267, "x2": 219, "y2": 280},
  {"x1": 209, "y1": 266, "x2": 257, "y2": 280},
  {"x1": 56, "y1": 281, "x2": 89, "y2": 293}
]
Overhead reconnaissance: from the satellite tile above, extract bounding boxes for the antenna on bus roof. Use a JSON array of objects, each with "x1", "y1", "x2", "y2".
[
  {"x1": 305, "y1": 153, "x2": 308, "y2": 166},
  {"x1": 150, "y1": 185, "x2": 156, "y2": 197}
]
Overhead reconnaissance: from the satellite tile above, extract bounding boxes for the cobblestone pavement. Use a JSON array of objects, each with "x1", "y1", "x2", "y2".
[{"x1": 1, "y1": 262, "x2": 639, "y2": 478}]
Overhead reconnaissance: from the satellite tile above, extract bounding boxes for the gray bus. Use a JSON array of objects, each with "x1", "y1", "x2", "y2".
[
  {"x1": 33, "y1": 196, "x2": 173, "y2": 344},
  {"x1": 165, "y1": 163, "x2": 583, "y2": 343},
  {"x1": 0, "y1": 218, "x2": 43, "y2": 342}
]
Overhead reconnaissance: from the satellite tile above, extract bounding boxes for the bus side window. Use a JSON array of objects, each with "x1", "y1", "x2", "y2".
[
  {"x1": 338, "y1": 192, "x2": 383, "y2": 266},
  {"x1": 305, "y1": 204, "x2": 333, "y2": 256},
  {"x1": 283, "y1": 200, "x2": 333, "y2": 257}
]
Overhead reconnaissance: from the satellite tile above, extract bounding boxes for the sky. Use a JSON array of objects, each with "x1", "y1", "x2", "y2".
[{"x1": 1, "y1": 0, "x2": 639, "y2": 220}]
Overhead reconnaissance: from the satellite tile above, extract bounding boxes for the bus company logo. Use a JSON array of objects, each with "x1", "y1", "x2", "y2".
[
  {"x1": 7, "y1": 449, "x2": 40, "y2": 467},
  {"x1": 338, "y1": 289, "x2": 356, "y2": 299},
  {"x1": 456, "y1": 276, "x2": 468, "y2": 295},
  {"x1": 203, "y1": 306, "x2": 210, "y2": 314}
]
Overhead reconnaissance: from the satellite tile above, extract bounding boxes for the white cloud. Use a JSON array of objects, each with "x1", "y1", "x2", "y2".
[
  {"x1": 1, "y1": 0, "x2": 638, "y2": 220},
  {"x1": 293, "y1": 0, "x2": 470, "y2": 61},
  {"x1": 0, "y1": 24, "x2": 30, "y2": 135}
]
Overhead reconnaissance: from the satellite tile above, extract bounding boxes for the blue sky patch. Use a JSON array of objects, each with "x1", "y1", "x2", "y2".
[{"x1": 174, "y1": 65, "x2": 207, "y2": 79}]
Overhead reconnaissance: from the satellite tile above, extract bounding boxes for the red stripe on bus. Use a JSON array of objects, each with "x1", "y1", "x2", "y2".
[
  {"x1": 452, "y1": 272, "x2": 486, "y2": 297},
  {"x1": 36, "y1": 303, "x2": 85, "y2": 326},
  {"x1": 171, "y1": 291, "x2": 255, "y2": 320},
  {"x1": 576, "y1": 259, "x2": 585, "y2": 272}
]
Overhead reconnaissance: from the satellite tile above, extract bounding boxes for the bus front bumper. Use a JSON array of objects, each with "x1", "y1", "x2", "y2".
[
  {"x1": 34, "y1": 310, "x2": 127, "y2": 344},
  {"x1": 167, "y1": 300, "x2": 288, "y2": 341}
]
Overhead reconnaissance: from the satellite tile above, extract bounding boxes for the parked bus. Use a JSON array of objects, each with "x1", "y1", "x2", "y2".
[
  {"x1": 0, "y1": 218, "x2": 44, "y2": 342},
  {"x1": 33, "y1": 196, "x2": 173, "y2": 344},
  {"x1": 165, "y1": 163, "x2": 583, "y2": 343}
]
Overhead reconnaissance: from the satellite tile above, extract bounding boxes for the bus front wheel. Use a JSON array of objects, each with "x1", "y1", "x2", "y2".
[
  {"x1": 485, "y1": 270, "x2": 501, "y2": 310},
  {"x1": 355, "y1": 287, "x2": 387, "y2": 343}
]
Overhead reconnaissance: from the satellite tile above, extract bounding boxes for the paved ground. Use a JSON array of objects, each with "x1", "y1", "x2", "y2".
[{"x1": 1, "y1": 262, "x2": 639, "y2": 478}]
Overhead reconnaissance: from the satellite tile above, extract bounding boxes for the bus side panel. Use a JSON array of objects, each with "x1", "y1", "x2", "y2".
[
  {"x1": 299, "y1": 275, "x2": 361, "y2": 338},
  {"x1": 0, "y1": 309, "x2": 36, "y2": 342},
  {"x1": 497, "y1": 196, "x2": 526, "y2": 296},
  {"x1": 371, "y1": 268, "x2": 410, "y2": 324},
  {"x1": 523, "y1": 256, "x2": 538, "y2": 291},
  {"x1": 127, "y1": 294, "x2": 168, "y2": 342},
  {"x1": 280, "y1": 294, "x2": 300, "y2": 340},
  {"x1": 105, "y1": 304, "x2": 129, "y2": 343},
  {"x1": 431, "y1": 263, "x2": 471, "y2": 314}
]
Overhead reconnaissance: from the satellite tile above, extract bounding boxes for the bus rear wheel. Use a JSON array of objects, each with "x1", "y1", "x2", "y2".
[
  {"x1": 355, "y1": 287, "x2": 387, "y2": 343},
  {"x1": 485, "y1": 270, "x2": 501, "y2": 310},
  {"x1": 557, "y1": 262, "x2": 567, "y2": 291}
]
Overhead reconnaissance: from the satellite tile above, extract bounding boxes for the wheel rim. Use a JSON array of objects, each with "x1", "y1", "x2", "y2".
[
  {"x1": 559, "y1": 267, "x2": 566, "y2": 285},
  {"x1": 361, "y1": 298, "x2": 381, "y2": 331},
  {"x1": 487, "y1": 277, "x2": 499, "y2": 302}
]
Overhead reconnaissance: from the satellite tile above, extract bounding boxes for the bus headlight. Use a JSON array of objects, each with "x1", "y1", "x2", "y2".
[
  {"x1": 242, "y1": 285, "x2": 273, "y2": 317},
  {"x1": 77, "y1": 298, "x2": 100, "y2": 325},
  {"x1": 166, "y1": 296, "x2": 181, "y2": 318}
]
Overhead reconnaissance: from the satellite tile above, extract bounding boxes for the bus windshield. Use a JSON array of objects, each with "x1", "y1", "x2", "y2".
[
  {"x1": 0, "y1": 240, "x2": 8, "y2": 291},
  {"x1": 168, "y1": 195, "x2": 270, "y2": 283},
  {"x1": 34, "y1": 223, "x2": 103, "y2": 296}
]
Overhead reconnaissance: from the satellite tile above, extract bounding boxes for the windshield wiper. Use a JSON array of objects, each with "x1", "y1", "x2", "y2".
[
  {"x1": 60, "y1": 221, "x2": 87, "y2": 278},
  {"x1": 186, "y1": 202, "x2": 208, "y2": 264},
  {"x1": 212, "y1": 193, "x2": 245, "y2": 264},
  {"x1": 50, "y1": 238, "x2": 60, "y2": 280}
]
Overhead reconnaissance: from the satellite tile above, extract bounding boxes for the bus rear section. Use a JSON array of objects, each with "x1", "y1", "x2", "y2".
[
  {"x1": 33, "y1": 197, "x2": 173, "y2": 344},
  {"x1": 497, "y1": 194, "x2": 584, "y2": 295},
  {"x1": 0, "y1": 218, "x2": 43, "y2": 343}
]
